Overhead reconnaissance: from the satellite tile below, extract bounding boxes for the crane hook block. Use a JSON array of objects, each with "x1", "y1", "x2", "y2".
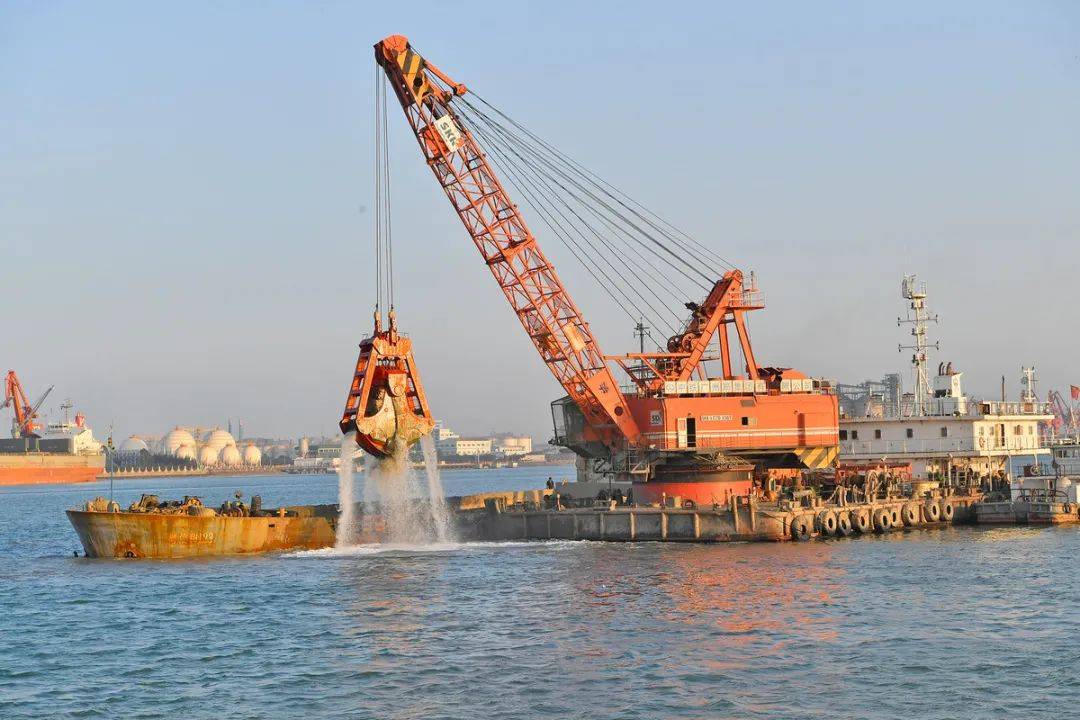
[{"x1": 338, "y1": 317, "x2": 436, "y2": 458}]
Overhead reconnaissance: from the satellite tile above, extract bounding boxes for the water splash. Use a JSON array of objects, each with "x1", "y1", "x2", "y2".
[
  {"x1": 335, "y1": 438, "x2": 357, "y2": 547},
  {"x1": 288, "y1": 540, "x2": 583, "y2": 559},
  {"x1": 420, "y1": 434, "x2": 453, "y2": 543},
  {"x1": 362, "y1": 437, "x2": 455, "y2": 544}
]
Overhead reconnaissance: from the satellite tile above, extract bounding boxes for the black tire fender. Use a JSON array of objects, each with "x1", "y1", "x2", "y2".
[
  {"x1": 873, "y1": 508, "x2": 892, "y2": 532},
  {"x1": 791, "y1": 515, "x2": 813, "y2": 541}
]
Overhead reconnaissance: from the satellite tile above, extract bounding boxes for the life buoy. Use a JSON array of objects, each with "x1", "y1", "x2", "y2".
[
  {"x1": 817, "y1": 510, "x2": 838, "y2": 536},
  {"x1": 924, "y1": 501, "x2": 941, "y2": 522},
  {"x1": 940, "y1": 500, "x2": 955, "y2": 522},
  {"x1": 836, "y1": 512, "x2": 854, "y2": 536},
  {"x1": 902, "y1": 503, "x2": 920, "y2": 527},
  {"x1": 873, "y1": 508, "x2": 892, "y2": 532},
  {"x1": 979, "y1": 437, "x2": 986, "y2": 448},
  {"x1": 791, "y1": 515, "x2": 813, "y2": 541}
]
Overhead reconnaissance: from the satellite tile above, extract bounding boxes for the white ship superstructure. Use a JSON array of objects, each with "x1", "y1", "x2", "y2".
[
  {"x1": 39, "y1": 402, "x2": 102, "y2": 456},
  {"x1": 838, "y1": 276, "x2": 1052, "y2": 486}
]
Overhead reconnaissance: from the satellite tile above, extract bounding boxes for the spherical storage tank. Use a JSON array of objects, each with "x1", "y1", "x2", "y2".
[
  {"x1": 120, "y1": 436, "x2": 149, "y2": 454},
  {"x1": 163, "y1": 428, "x2": 196, "y2": 456},
  {"x1": 220, "y1": 445, "x2": 242, "y2": 467},
  {"x1": 198, "y1": 445, "x2": 220, "y2": 466},
  {"x1": 203, "y1": 428, "x2": 236, "y2": 452},
  {"x1": 242, "y1": 445, "x2": 262, "y2": 466},
  {"x1": 175, "y1": 443, "x2": 196, "y2": 461}
]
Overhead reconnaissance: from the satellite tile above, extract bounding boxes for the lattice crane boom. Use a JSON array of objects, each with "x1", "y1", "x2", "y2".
[{"x1": 374, "y1": 35, "x2": 640, "y2": 446}]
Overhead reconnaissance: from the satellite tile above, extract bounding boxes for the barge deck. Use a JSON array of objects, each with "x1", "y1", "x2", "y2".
[{"x1": 456, "y1": 494, "x2": 982, "y2": 543}]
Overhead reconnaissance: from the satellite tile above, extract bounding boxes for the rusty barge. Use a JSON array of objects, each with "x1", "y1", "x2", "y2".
[{"x1": 67, "y1": 495, "x2": 341, "y2": 559}]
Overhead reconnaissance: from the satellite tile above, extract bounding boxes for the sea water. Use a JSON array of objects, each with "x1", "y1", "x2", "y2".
[{"x1": 4, "y1": 470, "x2": 1079, "y2": 719}]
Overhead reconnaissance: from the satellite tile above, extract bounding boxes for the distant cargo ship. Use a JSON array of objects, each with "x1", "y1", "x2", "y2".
[{"x1": 0, "y1": 404, "x2": 105, "y2": 486}]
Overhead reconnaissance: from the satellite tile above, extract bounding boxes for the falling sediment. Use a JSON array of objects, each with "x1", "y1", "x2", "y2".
[
  {"x1": 335, "y1": 438, "x2": 357, "y2": 547},
  {"x1": 359, "y1": 438, "x2": 454, "y2": 544}
]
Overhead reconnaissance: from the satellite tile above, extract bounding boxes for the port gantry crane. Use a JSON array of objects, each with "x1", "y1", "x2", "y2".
[
  {"x1": 1048, "y1": 389, "x2": 1078, "y2": 437},
  {"x1": 3, "y1": 370, "x2": 53, "y2": 439},
  {"x1": 370, "y1": 35, "x2": 839, "y2": 502}
]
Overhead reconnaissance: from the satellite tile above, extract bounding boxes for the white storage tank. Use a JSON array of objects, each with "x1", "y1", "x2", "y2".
[
  {"x1": 242, "y1": 445, "x2": 262, "y2": 466},
  {"x1": 203, "y1": 428, "x2": 236, "y2": 452},
  {"x1": 120, "y1": 436, "x2": 149, "y2": 454},
  {"x1": 198, "y1": 445, "x2": 220, "y2": 466},
  {"x1": 175, "y1": 443, "x2": 196, "y2": 462},
  {"x1": 220, "y1": 445, "x2": 242, "y2": 467},
  {"x1": 163, "y1": 427, "x2": 196, "y2": 456}
]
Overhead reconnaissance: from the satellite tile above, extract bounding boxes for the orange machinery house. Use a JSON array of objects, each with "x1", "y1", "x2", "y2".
[{"x1": 373, "y1": 35, "x2": 839, "y2": 505}]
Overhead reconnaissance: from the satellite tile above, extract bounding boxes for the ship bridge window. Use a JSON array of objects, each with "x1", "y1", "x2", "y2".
[
  {"x1": 941, "y1": 427, "x2": 948, "y2": 438},
  {"x1": 906, "y1": 428, "x2": 914, "y2": 439},
  {"x1": 874, "y1": 429, "x2": 882, "y2": 439},
  {"x1": 839, "y1": 430, "x2": 848, "y2": 440},
  {"x1": 851, "y1": 430, "x2": 859, "y2": 440},
  {"x1": 1014, "y1": 425, "x2": 1023, "y2": 436}
]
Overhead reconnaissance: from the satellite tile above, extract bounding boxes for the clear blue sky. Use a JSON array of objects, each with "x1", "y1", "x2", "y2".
[{"x1": 2, "y1": 1, "x2": 1077, "y2": 441}]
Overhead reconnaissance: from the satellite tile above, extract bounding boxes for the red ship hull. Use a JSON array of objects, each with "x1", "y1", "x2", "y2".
[{"x1": 0, "y1": 457, "x2": 104, "y2": 487}]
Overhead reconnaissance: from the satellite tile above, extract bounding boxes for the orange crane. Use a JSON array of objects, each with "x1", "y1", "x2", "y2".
[
  {"x1": 370, "y1": 35, "x2": 839, "y2": 502},
  {"x1": 3, "y1": 370, "x2": 53, "y2": 439}
]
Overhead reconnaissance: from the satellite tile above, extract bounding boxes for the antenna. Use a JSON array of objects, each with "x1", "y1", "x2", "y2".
[
  {"x1": 897, "y1": 275, "x2": 939, "y2": 416},
  {"x1": 633, "y1": 318, "x2": 651, "y2": 355},
  {"x1": 1020, "y1": 366, "x2": 1037, "y2": 403}
]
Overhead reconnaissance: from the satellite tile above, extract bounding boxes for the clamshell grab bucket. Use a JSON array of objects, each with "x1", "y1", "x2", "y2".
[{"x1": 339, "y1": 314, "x2": 435, "y2": 458}]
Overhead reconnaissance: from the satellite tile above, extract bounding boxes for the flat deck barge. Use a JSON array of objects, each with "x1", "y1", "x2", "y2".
[{"x1": 454, "y1": 492, "x2": 983, "y2": 542}]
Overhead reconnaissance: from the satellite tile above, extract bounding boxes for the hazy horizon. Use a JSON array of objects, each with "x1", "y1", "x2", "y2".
[{"x1": 3, "y1": 2, "x2": 1077, "y2": 442}]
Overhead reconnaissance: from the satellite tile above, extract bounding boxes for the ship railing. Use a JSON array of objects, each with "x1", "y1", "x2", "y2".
[
  {"x1": 638, "y1": 430, "x2": 838, "y2": 452},
  {"x1": 840, "y1": 437, "x2": 1049, "y2": 456},
  {"x1": 977, "y1": 401, "x2": 1053, "y2": 416}
]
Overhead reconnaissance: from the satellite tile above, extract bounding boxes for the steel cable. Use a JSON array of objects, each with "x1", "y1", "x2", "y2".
[
  {"x1": 460, "y1": 98, "x2": 713, "y2": 291},
  {"x1": 466, "y1": 93, "x2": 737, "y2": 273},
  {"x1": 457, "y1": 104, "x2": 682, "y2": 334},
  {"x1": 459, "y1": 108, "x2": 660, "y2": 331}
]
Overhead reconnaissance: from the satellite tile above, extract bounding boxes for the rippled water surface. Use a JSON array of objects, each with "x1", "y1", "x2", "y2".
[{"x1": 2, "y1": 469, "x2": 1079, "y2": 719}]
